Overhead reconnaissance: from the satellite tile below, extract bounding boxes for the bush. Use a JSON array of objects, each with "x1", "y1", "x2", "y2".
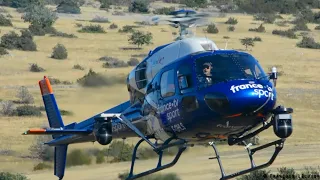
[
  {"x1": 225, "y1": 17, "x2": 238, "y2": 25},
  {"x1": 128, "y1": 0, "x2": 149, "y2": 13},
  {"x1": 66, "y1": 149, "x2": 92, "y2": 167},
  {"x1": 48, "y1": 77, "x2": 72, "y2": 85},
  {"x1": 90, "y1": 16, "x2": 109, "y2": 23},
  {"x1": 237, "y1": 136, "x2": 260, "y2": 146},
  {"x1": 78, "y1": 24, "x2": 106, "y2": 33},
  {"x1": 128, "y1": 30, "x2": 153, "y2": 48},
  {"x1": 30, "y1": 63, "x2": 45, "y2": 72},
  {"x1": 73, "y1": 64, "x2": 85, "y2": 70},
  {"x1": 153, "y1": 7, "x2": 175, "y2": 15},
  {"x1": 118, "y1": 172, "x2": 181, "y2": 180},
  {"x1": 248, "y1": 24, "x2": 265, "y2": 33},
  {"x1": 109, "y1": 23, "x2": 118, "y2": 29},
  {"x1": 33, "y1": 162, "x2": 52, "y2": 171},
  {"x1": 0, "y1": 47, "x2": 9, "y2": 56},
  {"x1": 127, "y1": 58, "x2": 139, "y2": 66},
  {"x1": 315, "y1": 26, "x2": 320, "y2": 30},
  {"x1": 51, "y1": 43, "x2": 68, "y2": 60},
  {"x1": 50, "y1": 31, "x2": 77, "y2": 38},
  {"x1": 0, "y1": 101, "x2": 16, "y2": 116},
  {"x1": 16, "y1": 86, "x2": 34, "y2": 104},
  {"x1": 57, "y1": 0, "x2": 81, "y2": 14},
  {"x1": 253, "y1": 36, "x2": 262, "y2": 41},
  {"x1": 253, "y1": 13, "x2": 276, "y2": 24},
  {"x1": 223, "y1": 36, "x2": 230, "y2": 39},
  {"x1": 0, "y1": 14, "x2": 13, "y2": 26},
  {"x1": 77, "y1": 69, "x2": 125, "y2": 87},
  {"x1": 292, "y1": 21, "x2": 310, "y2": 31},
  {"x1": 106, "y1": 140, "x2": 134, "y2": 163},
  {"x1": 236, "y1": 169, "x2": 270, "y2": 180},
  {"x1": 227, "y1": 26, "x2": 235, "y2": 32},
  {"x1": 22, "y1": 3, "x2": 58, "y2": 34},
  {"x1": 100, "y1": 56, "x2": 128, "y2": 68},
  {"x1": 96, "y1": 151, "x2": 105, "y2": 164},
  {"x1": 206, "y1": 23, "x2": 219, "y2": 34},
  {"x1": 16, "y1": 105, "x2": 42, "y2": 116},
  {"x1": 60, "y1": 109, "x2": 73, "y2": 116},
  {"x1": 0, "y1": 30, "x2": 37, "y2": 51},
  {"x1": 29, "y1": 134, "x2": 54, "y2": 161},
  {"x1": 296, "y1": 36, "x2": 320, "y2": 49},
  {"x1": 118, "y1": 25, "x2": 135, "y2": 33},
  {"x1": 0, "y1": 172, "x2": 29, "y2": 180},
  {"x1": 272, "y1": 29, "x2": 297, "y2": 39}
]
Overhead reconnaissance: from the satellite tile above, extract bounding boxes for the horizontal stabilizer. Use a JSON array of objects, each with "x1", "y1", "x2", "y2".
[{"x1": 22, "y1": 128, "x2": 92, "y2": 135}]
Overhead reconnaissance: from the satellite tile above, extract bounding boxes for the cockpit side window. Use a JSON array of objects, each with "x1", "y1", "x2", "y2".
[
  {"x1": 177, "y1": 64, "x2": 193, "y2": 93},
  {"x1": 160, "y1": 69, "x2": 175, "y2": 98}
]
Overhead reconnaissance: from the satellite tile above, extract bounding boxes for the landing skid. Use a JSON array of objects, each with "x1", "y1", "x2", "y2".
[
  {"x1": 209, "y1": 139, "x2": 285, "y2": 180},
  {"x1": 126, "y1": 136, "x2": 187, "y2": 180}
]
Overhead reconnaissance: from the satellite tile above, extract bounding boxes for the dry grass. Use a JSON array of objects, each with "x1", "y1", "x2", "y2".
[{"x1": 0, "y1": 4, "x2": 320, "y2": 179}]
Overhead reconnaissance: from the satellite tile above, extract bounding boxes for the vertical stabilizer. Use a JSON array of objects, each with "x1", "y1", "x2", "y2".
[
  {"x1": 39, "y1": 76, "x2": 64, "y2": 138},
  {"x1": 54, "y1": 145, "x2": 68, "y2": 180}
]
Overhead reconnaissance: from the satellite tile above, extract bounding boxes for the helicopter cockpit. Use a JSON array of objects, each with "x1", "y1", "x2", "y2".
[{"x1": 195, "y1": 53, "x2": 268, "y2": 89}]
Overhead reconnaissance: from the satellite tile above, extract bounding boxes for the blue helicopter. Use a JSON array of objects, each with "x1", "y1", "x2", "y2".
[{"x1": 23, "y1": 10, "x2": 293, "y2": 180}]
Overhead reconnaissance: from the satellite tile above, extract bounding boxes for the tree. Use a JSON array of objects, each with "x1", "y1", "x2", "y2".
[
  {"x1": 240, "y1": 38, "x2": 254, "y2": 50},
  {"x1": 128, "y1": 30, "x2": 152, "y2": 48},
  {"x1": 22, "y1": 3, "x2": 58, "y2": 29}
]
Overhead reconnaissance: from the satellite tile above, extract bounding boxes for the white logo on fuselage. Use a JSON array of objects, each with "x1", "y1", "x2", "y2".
[{"x1": 230, "y1": 84, "x2": 274, "y2": 100}]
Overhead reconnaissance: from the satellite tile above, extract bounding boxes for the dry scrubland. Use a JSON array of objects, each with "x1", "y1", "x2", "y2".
[{"x1": 0, "y1": 3, "x2": 320, "y2": 180}]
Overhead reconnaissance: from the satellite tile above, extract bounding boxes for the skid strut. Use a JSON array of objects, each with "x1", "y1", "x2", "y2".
[
  {"x1": 126, "y1": 136, "x2": 187, "y2": 180},
  {"x1": 209, "y1": 138, "x2": 286, "y2": 180}
]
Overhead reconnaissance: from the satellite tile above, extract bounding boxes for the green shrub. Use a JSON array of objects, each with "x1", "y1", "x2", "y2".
[
  {"x1": 315, "y1": 26, "x2": 320, "y2": 30},
  {"x1": 57, "y1": 0, "x2": 81, "y2": 14},
  {"x1": 16, "y1": 105, "x2": 42, "y2": 116},
  {"x1": 127, "y1": 58, "x2": 139, "y2": 66},
  {"x1": 0, "y1": 30, "x2": 37, "y2": 51},
  {"x1": 0, "y1": 14, "x2": 13, "y2": 26},
  {"x1": 128, "y1": 30, "x2": 153, "y2": 48},
  {"x1": 48, "y1": 77, "x2": 72, "y2": 85},
  {"x1": 296, "y1": 36, "x2": 320, "y2": 49},
  {"x1": 90, "y1": 16, "x2": 109, "y2": 23},
  {"x1": 78, "y1": 24, "x2": 106, "y2": 33},
  {"x1": 227, "y1": 26, "x2": 235, "y2": 32},
  {"x1": 0, "y1": 47, "x2": 9, "y2": 56},
  {"x1": 118, "y1": 25, "x2": 135, "y2": 33},
  {"x1": 240, "y1": 38, "x2": 254, "y2": 50},
  {"x1": 0, "y1": 172, "x2": 29, "y2": 180},
  {"x1": 50, "y1": 31, "x2": 77, "y2": 38},
  {"x1": 128, "y1": 0, "x2": 149, "y2": 13},
  {"x1": 292, "y1": 21, "x2": 310, "y2": 31},
  {"x1": 118, "y1": 172, "x2": 181, "y2": 180},
  {"x1": 77, "y1": 69, "x2": 125, "y2": 87},
  {"x1": 105, "y1": 140, "x2": 134, "y2": 163},
  {"x1": 225, "y1": 17, "x2": 238, "y2": 25},
  {"x1": 66, "y1": 149, "x2": 91, "y2": 167},
  {"x1": 109, "y1": 23, "x2": 118, "y2": 29},
  {"x1": 30, "y1": 63, "x2": 45, "y2": 72},
  {"x1": 100, "y1": 56, "x2": 128, "y2": 68},
  {"x1": 248, "y1": 24, "x2": 265, "y2": 33},
  {"x1": 153, "y1": 7, "x2": 175, "y2": 15},
  {"x1": 51, "y1": 43, "x2": 68, "y2": 60},
  {"x1": 236, "y1": 169, "x2": 270, "y2": 180},
  {"x1": 272, "y1": 29, "x2": 297, "y2": 39},
  {"x1": 60, "y1": 109, "x2": 73, "y2": 116},
  {"x1": 73, "y1": 64, "x2": 85, "y2": 70},
  {"x1": 206, "y1": 23, "x2": 219, "y2": 34},
  {"x1": 33, "y1": 162, "x2": 52, "y2": 171},
  {"x1": 253, "y1": 36, "x2": 262, "y2": 41},
  {"x1": 223, "y1": 36, "x2": 230, "y2": 39},
  {"x1": 96, "y1": 151, "x2": 105, "y2": 164},
  {"x1": 253, "y1": 13, "x2": 276, "y2": 24}
]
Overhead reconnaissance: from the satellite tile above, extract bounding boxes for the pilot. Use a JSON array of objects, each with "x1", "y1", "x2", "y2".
[{"x1": 201, "y1": 62, "x2": 213, "y2": 84}]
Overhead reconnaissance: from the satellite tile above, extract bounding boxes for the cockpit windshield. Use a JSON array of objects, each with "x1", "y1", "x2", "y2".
[{"x1": 196, "y1": 53, "x2": 267, "y2": 88}]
